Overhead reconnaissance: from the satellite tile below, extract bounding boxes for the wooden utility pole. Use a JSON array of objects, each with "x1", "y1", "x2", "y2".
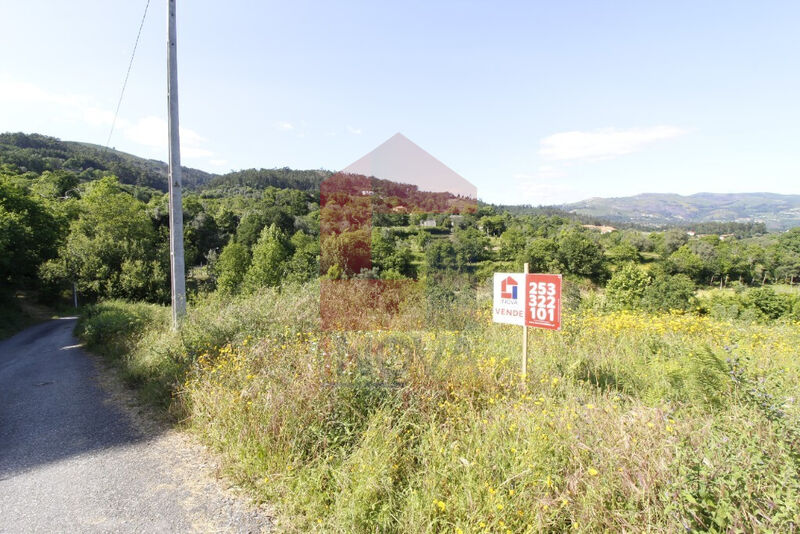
[{"x1": 167, "y1": 0, "x2": 186, "y2": 327}]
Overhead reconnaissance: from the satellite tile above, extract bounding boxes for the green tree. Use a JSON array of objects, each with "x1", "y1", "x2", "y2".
[
  {"x1": 606, "y1": 241, "x2": 640, "y2": 265},
  {"x1": 520, "y1": 237, "x2": 559, "y2": 273},
  {"x1": 215, "y1": 241, "x2": 251, "y2": 294},
  {"x1": 479, "y1": 215, "x2": 507, "y2": 237},
  {"x1": 778, "y1": 227, "x2": 800, "y2": 255},
  {"x1": 453, "y1": 227, "x2": 489, "y2": 269},
  {"x1": 621, "y1": 229, "x2": 652, "y2": 252},
  {"x1": 320, "y1": 228, "x2": 371, "y2": 276},
  {"x1": 605, "y1": 263, "x2": 651, "y2": 309},
  {"x1": 184, "y1": 211, "x2": 222, "y2": 266},
  {"x1": 30, "y1": 170, "x2": 79, "y2": 199},
  {"x1": 662, "y1": 228, "x2": 689, "y2": 256},
  {"x1": 215, "y1": 207, "x2": 239, "y2": 237},
  {"x1": 667, "y1": 245, "x2": 705, "y2": 282},
  {"x1": 236, "y1": 208, "x2": 294, "y2": 248},
  {"x1": 425, "y1": 240, "x2": 457, "y2": 272},
  {"x1": 497, "y1": 228, "x2": 526, "y2": 261},
  {"x1": 384, "y1": 246, "x2": 416, "y2": 278},
  {"x1": 39, "y1": 176, "x2": 167, "y2": 302},
  {"x1": 556, "y1": 228, "x2": 606, "y2": 280},
  {"x1": 371, "y1": 229, "x2": 397, "y2": 272},
  {"x1": 642, "y1": 272, "x2": 696, "y2": 312},
  {"x1": 243, "y1": 224, "x2": 291, "y2": 290},
  {"x1": 415, "y1": 228, "x2": 432, "y2": 250},
  {"x1": 0, "y1": 177, "x2": 63, "y2": 285},
  {"x1": 286, "y1": 230, "x2": 320, "y2": 282}
]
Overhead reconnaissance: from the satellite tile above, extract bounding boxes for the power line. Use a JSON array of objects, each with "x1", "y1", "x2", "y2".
[{"x1": 105, "y1": 0, "x2": 151, "y2": 149}]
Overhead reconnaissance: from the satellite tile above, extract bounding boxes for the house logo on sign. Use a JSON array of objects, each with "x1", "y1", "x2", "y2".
[
  {"x1": 493, "y1": 272, "x2": 562, "y2": 330},
  {"x1": 500, "y1": 276, "x2": 518, "y2": 300},
  {"x1": 493, "y1": 273, "x2": 525, "y2": 325}
]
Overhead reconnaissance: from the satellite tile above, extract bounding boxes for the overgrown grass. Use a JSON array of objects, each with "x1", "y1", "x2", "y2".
[
  {"x1": 0, "y1": 293, "x2": 32, "y2": 339},
  {"x1": 77, "y1": 282, "x2": 800, "y2": 532},
  {"x1": 0, "y1": 290, "x2": 55, "y2": 340}
]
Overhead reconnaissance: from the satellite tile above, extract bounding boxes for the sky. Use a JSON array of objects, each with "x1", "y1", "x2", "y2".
[{"x1": 1, "y1": 0, "x2": 798, "y2": 205}]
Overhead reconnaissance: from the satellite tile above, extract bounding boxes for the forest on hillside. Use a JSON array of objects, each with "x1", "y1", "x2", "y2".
[{"x1": 3, "y1": 134, "x2": 800, "y2": 330}]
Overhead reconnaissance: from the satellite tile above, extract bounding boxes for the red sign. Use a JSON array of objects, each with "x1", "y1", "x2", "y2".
[{"x1": 524, "y1": 274, "x2": 562, "y2": 330}]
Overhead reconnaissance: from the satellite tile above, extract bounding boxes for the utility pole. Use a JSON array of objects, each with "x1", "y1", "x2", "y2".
[{"x1": 167, "y1": 0, "x2": 186, "y2": 327}]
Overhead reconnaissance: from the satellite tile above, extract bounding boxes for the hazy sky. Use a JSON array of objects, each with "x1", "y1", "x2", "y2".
[{"x1": 1, "y1": 1, "x2": 798, "y2": 204}]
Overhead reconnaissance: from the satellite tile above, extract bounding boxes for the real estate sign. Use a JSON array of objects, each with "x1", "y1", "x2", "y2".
[
  {"x1": 524, "y1": 273, "x2": 562, "y2": 330},
  {"x1": 492, "y1": 273, "x2": 525, "y2": 325},
  {"x1": 493, "y1": 272, "x2": 562, "y2": 330}
]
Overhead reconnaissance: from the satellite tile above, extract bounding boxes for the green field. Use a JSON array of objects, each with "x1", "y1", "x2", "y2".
[{"x1": 77, "y1": 283, "x2": 800, "y2": 532}]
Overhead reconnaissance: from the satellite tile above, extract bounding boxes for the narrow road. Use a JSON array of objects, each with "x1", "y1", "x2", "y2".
[{"x1": 0, "y1": 318, "x2": 271, "y2": 533}]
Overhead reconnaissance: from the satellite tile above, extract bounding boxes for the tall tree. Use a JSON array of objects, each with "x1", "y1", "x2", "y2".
[
  {"x1": 243, "y1": 224, "x2": 291, "y2": 290},
  {"x1": 39, "y1": 177, "x2": 168, "y2": 302},
  {"x1": 0, "y1": 177, "x2": 63, "y2": 286},
  {"x1": 214, "y1": 241, "x2": 251, "y2": 294}
]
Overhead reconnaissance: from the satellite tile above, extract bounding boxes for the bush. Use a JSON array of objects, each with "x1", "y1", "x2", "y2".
[
  {"x1": 77, "y1": 300, "x2": 166, "y2": 351},
  {"x1": 643, "y1": 273, "x2": 696, "y2": 312},
  {"x1": 697, "y1": 287, "x2": 799, "y2": 322},
  {"x1": 605, "y1": 265, "x2": 695, "y2": 312},
  {"x1": 605, "y1": 263, "x2": 650, "y2": 310},
  {"x1": 747, "y1": 287, "x2": 790, "y2": 320}
]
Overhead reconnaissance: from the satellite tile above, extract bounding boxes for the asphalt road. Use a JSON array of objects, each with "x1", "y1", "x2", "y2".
[{"x1": 0, "y1": 318, "x2": 272, "y2": 533}]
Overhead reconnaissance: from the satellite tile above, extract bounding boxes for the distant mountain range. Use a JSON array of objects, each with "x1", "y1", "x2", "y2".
[{"x1": 561, "y1": 192, "x2": 800, "y2": 230}]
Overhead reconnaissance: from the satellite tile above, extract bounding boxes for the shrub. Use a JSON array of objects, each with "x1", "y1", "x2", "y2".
[
  {"x1": 747, "y1": 287, "x2": 789, "y2": 320},
  {"x1": 643, "y1": 273, "x2": 696, "y2": 312},
  {"x1": 697, "y1": 287, "x2": 799, "y2": 322},
  {"x1": 605, "y1": 263, "x2": 650, "y2": 310}
]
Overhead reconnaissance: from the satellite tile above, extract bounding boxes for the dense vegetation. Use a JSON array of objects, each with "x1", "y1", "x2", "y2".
[
  {"x1": 4, "y1": 131, "x2": 800, "y2": 531},
  {"x1": 2, "y1": 133, "x2": 800, "y2": 324},
  {"x1": 0, "y1": 132, "x2": 213, "y2": 190},
  {"x1": 201, "y1": 167, "x2": 330, "y2": 195},
  {"x1": 77, "y1": 283, "x2": 800, "y2": 531}
]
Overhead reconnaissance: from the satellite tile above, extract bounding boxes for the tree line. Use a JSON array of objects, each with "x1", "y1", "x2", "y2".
[{"x1": 2, "y1": 157, "x2": 799, "y2": 320}]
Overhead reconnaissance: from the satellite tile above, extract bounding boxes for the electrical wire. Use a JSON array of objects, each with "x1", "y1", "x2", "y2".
[{"x1": 105, "y1": 0, "x2": 151, "y2": 149}]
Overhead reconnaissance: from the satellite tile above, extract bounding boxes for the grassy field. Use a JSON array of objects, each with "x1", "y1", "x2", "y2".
[{"x1": 77, "y1": 282, "x2": 800, "y2": 532}]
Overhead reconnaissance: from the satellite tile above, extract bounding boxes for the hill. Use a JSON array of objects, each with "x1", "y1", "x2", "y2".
[
  {"x1": 200, "y1": 167, "x2": 330, "y2": 194},
  {"x1": 0, "y1": 132, "x2": 214, "y2": 191},
  {"x1": 0, "y1": 132, "x2": 333, "y2": 195},
  {"x1": 561, "y1": 192, "x2": 800, "y2": 230},
  {"x1": 3, "y1": 133, "x2": 798, "y2": 230}
]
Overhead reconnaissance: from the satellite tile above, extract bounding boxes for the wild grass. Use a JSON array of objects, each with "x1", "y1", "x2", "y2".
[
  {"x1": 0, "y1": 292, "x2": 34, "y2": 339},
  {"x1": 0, "y1": 290, "x2": 56, "y2": 340},
  {"x1": 77, "y1": 281, "x2": 800, "y2": 532}
]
